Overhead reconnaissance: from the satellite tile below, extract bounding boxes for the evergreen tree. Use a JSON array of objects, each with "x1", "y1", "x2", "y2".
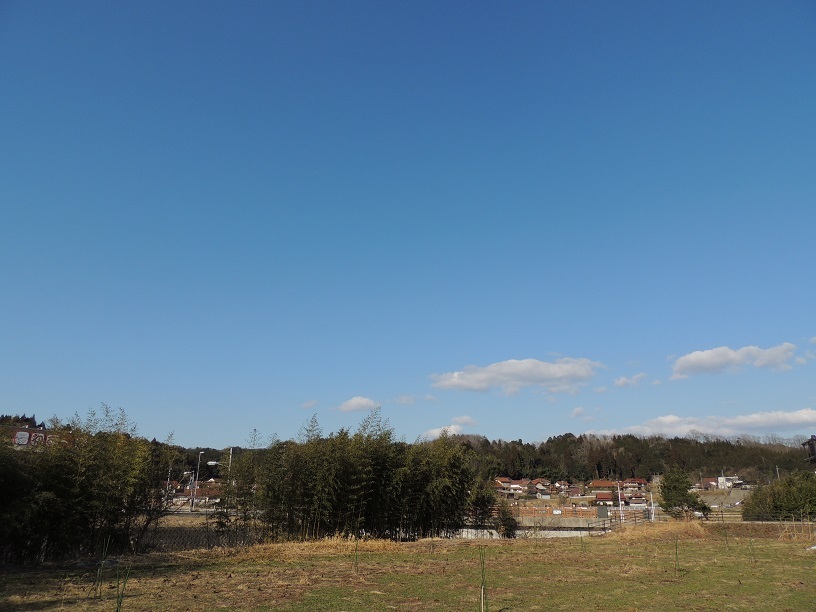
[
  {"x1": 493, "y1": 499, "x2": 518, "y2": 538},
  {"x1": 659, "y1": 466, "x2": 709, "y2": 519}
]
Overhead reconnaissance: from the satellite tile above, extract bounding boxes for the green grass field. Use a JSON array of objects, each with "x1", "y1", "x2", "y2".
[{"x1": 2, "y1": 522, "x2": 815, "y2": 610}]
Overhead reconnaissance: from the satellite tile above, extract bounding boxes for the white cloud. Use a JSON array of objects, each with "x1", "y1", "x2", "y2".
[
  {"x1": 671, "y1": 342, "x2": 796, "y2": 380},
  {"x1": 614, "y1": 372, "x2": 646, "y2": 387},
  {"x1": 811, "y1": 337, "x2": 816, "y2": 344},
  {"x1": 301, "y1": 400, "x2": 318, "y2": 410},
  {"x1": 337, "y1": 396, "x2": 379, "y2": 413},
  {"x1": 422, "y1": 415, "x2": 476, "y2": 439},
  {"x1": 590, "y1": 408, "x2": 816, "y2": 438},
  {"x1": 431, "y1": 357, "x2": 601, "y2": 394},
  {"x1": 421, "y1": 424, "x2": 464, "y2": 440},
  {"x1": 392, "y1": 395, "x2": 415, "y2": 405}
]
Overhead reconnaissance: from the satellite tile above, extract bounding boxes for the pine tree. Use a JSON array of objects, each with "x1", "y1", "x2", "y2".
[{"x1": 659, "y1": 466, "x2": 709, "y2": 519}]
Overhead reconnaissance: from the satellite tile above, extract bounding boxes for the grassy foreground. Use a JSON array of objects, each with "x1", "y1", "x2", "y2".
[{"x1": 2, "y1": 522, "x2": 815, "y2": 610}]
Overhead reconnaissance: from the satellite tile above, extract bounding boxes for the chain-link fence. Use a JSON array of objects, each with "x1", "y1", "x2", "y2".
[{"x1": 139, "y1": 516, "x2": 269, "y2": 553}]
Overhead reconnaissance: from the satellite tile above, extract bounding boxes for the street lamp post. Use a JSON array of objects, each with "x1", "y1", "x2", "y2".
[
  {"x1": 165, "y1": 463, "x2": 172, "y2": 506},
  {"x1": 191, "y1": 451, "x2": 204, "y2": 510},
  {"x1": 208, "y1": 447, "x2": 233, "y2": 510},
  {"x1": 181, "y1": 471, "x2": 192, "y2": 508},
  {"x1": 207, "y1": 448, "x2": 233, "y2": 481}
]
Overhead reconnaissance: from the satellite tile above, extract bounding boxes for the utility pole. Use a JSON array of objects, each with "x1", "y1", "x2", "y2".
[{"x1": 191, "y1": 451, "x2": 204, "y2": 510}]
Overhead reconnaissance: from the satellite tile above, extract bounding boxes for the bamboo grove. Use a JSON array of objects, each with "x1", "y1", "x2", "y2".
[
  {"x1": 0, "y1": 407, "x2": 175, "y2": 564},
  {"x1": 215, "y1": 412, "x2": 481, "y2": 545},
  {"x1": 0, "y1": 409, "x2": 490, "y2": 563}
]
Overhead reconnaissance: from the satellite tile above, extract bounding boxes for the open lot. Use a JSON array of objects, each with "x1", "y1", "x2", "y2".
[{"x1": 2, "y1": 522, "x2": 815, "y2": 610}]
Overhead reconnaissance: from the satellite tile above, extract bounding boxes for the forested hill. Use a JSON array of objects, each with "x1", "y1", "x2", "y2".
[
  {"x1": 453, "y1": 433, "x2": 808, "y2": 484},
  {"x1": 0, "y1": 414, "x2": 43, "y2": 428},
  {"x1": 186, "y1": 431, "x2": 808, "y2": 486},
  {"x1": 3, "y1": 408, "x2": 806, "y2": 485}
]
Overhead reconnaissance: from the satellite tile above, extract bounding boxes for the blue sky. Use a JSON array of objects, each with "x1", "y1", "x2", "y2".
[{"x1": 2, "y1": 2, "x2": 815, "y2": 448}]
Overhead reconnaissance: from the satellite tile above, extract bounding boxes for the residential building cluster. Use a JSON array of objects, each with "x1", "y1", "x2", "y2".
[{"x1": 493, "y1": 476, "x2": 649, "y2": 507}]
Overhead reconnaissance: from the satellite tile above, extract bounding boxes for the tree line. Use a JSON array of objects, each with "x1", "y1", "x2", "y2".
[
  {"x1": 0, "y1": 406, "x2": 177, "y2": 564},
  {"x1": 741, "y1": 471, "x2": 816, "y2": 521},
  {"x1": 0, "y1": 409, "x2": 496, "y2": 563},
  {"x1": 457, "y1": 431, "x2": 808, "y2": 484},
  {"x1": 2, "y1": 406, "x2": 813, "y2": 564},
  {"x1": 209, "y1": 412, "x2": 494, "y2": 545}
]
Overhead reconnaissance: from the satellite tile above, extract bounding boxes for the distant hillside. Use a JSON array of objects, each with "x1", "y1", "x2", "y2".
[
  {"x1": 453, "y1": 432, "x2": 808, "y2": 484},
  {"x1": 0, "y1": 414, "x2": 44, "y2": 428}
]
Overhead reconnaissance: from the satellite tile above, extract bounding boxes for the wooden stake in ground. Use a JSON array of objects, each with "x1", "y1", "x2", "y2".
[
  {"x1": 479, "y1": 545, "x2": 488, "y2": 612},
  {"x1": 674, "y1": 535, "x2": 679, "y2": 577}
]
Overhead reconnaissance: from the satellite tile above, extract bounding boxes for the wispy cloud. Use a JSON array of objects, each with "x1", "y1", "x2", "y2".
[
  {"x1": 451, "y1": 415, "x2": 477, "y2": 426},
  {"x1": 337, "y1": 396, "x2": 379, "y2": 412},
  {"x1": 570, "y1": 406, "x2": 595, "y2": 423},
  {"x1": 431, "y1": 357, "x2": 601, "y2": 394},
  {"x1": 589, "y1": 408, "x2": 816, "y2": 438},
  {"x1": 614, "y1": 372, "x2": 646, "y2": 387},
  {"x1": 301, "y1": 399, "x2": 318, "y2": 410},
  {"x1": 671, "y1": 342, "x2": 796, "y2": 380},
  {"x1": 389, "y1": 394, "x2": 437, "y2": 405}
]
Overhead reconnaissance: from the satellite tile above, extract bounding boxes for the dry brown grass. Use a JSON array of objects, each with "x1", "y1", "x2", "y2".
[
  {"x1": 158, "y1": 511, "x2": 204, "y2": 525},
  {"x1": 3, "y1": 524, "x2": 816, "y2": 610},
  {"x1": 608, "y1": 519, "x2": 709, "y2": 542},
  {"x1": 198, "y1": 535, "x2": 403, "y2": 564}
]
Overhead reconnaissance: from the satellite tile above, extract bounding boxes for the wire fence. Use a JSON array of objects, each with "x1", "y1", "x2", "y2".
[
  {"x1": 139, "y1": 516, "x2": 268, "y2": 553},
  {"x1": 138, "y1": 506, "x2": 816, "y2": 551}
]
